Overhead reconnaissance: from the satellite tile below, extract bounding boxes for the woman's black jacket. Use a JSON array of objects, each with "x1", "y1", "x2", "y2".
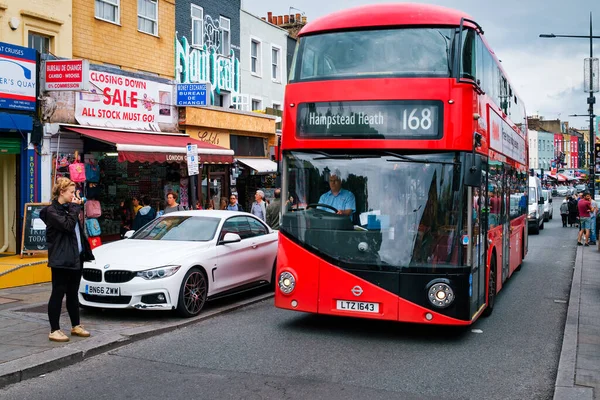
[{"x1": 40, "y1": 200, "x2": 95, "y2": 269}]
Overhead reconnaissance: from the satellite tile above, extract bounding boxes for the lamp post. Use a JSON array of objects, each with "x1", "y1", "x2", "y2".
[{"x1": 540, "y1": 12, "x2": 600, "y2": 197}]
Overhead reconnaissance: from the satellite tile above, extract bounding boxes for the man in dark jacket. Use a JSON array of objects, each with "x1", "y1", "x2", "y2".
[
  {"x1": 266, "y1": 189, "x2": 282, "y2": 230},
  {"x1": 133, "y1": 196, "x2": 157, "y2": 230},
  {"x1": 40, "y1": 178, "x2": 94, "y2": 342}
]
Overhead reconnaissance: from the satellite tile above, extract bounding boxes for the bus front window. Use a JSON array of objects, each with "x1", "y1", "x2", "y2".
[
  {"x1": 281, "y1": 151, "x2": 465, "y2": 270},
  {"x1": 291, "y1": 28, "x2": 453, "y2": 82}
]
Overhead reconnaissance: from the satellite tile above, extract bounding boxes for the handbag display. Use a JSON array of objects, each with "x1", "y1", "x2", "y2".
[
  {"x1": 85, "y1": 218, "x2": 102, "y2": 237},
  {"x1": 69, "y1": 162, "x2": 87, "y2": 182},
  {"x1": 85, "y1": 161, "x2": 100, "y2": 183},
  {"x1": 85, "y1": 200, "x2": 102, "y2": 218},
  {"x1": 87, "y1": 236, "x2": 102, "y2": 250}
]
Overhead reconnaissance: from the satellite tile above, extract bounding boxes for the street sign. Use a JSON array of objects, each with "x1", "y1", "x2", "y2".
[
  {"x1": 584, "y1": 58, "x2": 599, "y2": 93},
  {"x1": 177, "y1": 83, "x2": 210, "y2": 106},
  {"x1": 186, "y1": 144, "x2": 199, "y2": 176},
  {"x1": 44, "y1": 59, "x2": 90, "y2": 91},
  {"x1": 0, "y1": 42, "x2": 36, "y2": 111}
]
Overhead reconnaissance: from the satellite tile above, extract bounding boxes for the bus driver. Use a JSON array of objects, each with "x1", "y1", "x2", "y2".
[{"x1": 318, "y1": 169, "x2": 356, "y2": 218}]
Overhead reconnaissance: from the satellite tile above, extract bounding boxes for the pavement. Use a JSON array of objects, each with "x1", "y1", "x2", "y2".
[
  {"x1": 0, "y1": 282, "x2": 273, "y2": 389},
  {"x1": 554, "y1": 235, "x2": 600, "y2": 399}
]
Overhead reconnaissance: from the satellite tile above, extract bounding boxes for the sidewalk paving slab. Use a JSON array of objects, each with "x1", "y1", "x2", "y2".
[{"x1": 0, "y1": 282, "x2": 274, "y2": 389}]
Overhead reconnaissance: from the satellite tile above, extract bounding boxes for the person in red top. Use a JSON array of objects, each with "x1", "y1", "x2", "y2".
[{"x1": 577, "y1": 192, "x2": 593, "y2": 246}]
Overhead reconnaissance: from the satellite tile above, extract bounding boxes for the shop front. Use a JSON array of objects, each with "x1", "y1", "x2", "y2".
[
  {"x1": 179, "y1": 106, "x2": 278, "y2": 211},
  {"x1": 0, "y1": 43, "x2": 40, "y2": 255},
  {"x1": 42, "y1": 66, "x2": 233, "y2": 242}
]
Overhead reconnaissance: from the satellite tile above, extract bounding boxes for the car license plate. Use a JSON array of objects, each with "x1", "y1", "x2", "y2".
[
  {"x1": 336, "y1": 300, "x2": 379, "y2": 313},
  {"x1": 85, "y1": 285, "x2": 120, "y2": 296}
]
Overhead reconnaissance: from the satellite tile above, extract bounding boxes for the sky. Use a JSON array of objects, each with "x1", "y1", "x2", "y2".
[{"x1": 241, "y1": 0, "x2": 600, "y2": 130}]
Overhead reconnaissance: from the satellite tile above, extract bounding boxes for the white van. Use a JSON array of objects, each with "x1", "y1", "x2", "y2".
[
  {"x1": 541, "y1": 189, "x2": 553, "y2": 221},
  {"x1": 528, "y1": 176, "x2": 544, "y2": 234}
]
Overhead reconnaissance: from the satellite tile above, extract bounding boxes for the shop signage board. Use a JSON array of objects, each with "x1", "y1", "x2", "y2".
[
  {"x1": 44, "y1": 59, "x2": 90, "y2": 91},
  {"x1": 489, "y1": 110, "x2": 526, "y2": 165},
  {"x1": 176, "y1": 83, "x2": 210, "y2": 106},
  {"x1": 20, "y1": 202, "x2": 51, "y2": 257},
  {"x1": 175, "y1": 36, "x2": 240, "y2": 105},
  {"x1": 186, "y1": 144, "x2": 199, "y2": 176},
  {"x1": 0, "y1": 42, "x2": 36, "y2": 111},
  {"x1": 75, "y1": 70, "x2": 175, "y2": 131}
]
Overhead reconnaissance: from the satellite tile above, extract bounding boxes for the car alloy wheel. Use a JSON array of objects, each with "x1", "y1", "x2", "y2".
[{"x1": 177, "y1": 268, "x2": 207, "y2": 317}]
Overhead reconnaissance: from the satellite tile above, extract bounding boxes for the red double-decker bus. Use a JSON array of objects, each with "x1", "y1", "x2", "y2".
[{"x1": 275, "y1": 3, "x2": 528, "y2": 325}]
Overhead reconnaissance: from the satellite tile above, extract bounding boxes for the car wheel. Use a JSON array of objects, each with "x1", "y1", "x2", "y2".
[
  {"x1": 482, "y1": 256, "x2": 497, "y2": 317},
  {"x1": 176, "y1": 267, "x2": 207, "y2": 318},
  {"x1": 530, "y1": 223, "x2": 540, "y2": 235},
  {"x1": 540, "y1": 220, "x2": 544, "y2": 230},
  {"x1": 543, "y1": 213, "x2": 549, "y2": 222}
]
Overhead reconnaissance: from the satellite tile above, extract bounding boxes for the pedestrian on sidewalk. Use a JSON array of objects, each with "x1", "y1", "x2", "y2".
[
  {"x1": 577, "y1": 192, "x2": 593, "y2": 246},
  {"x1": 40, "y1": 178, "x2": 95, "y2": 342},
  {"x1": 568, "y1": 195, "x2": 579, "y2": 227},
  {"x1": 590, "y1": 196, "x2": 598, "y2": 245},
  {"x1": 560, "y1": 196, "x2": 569, "y2": 227}
]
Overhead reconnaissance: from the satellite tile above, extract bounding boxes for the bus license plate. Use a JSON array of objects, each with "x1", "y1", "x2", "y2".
[
  {"x1": 85, "y1": 285, "x2": 120, "y2": 296},
  {"x1": 336, "y1": 300, "x2": 379, "y2": 313}
]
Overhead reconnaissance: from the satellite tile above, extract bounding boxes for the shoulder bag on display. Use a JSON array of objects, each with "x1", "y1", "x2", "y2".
[
  {"x1": 85, "y1": 218, "x2": 102, "y2": 237},
  {"x1": 85, "y1": 200, "x2": 102, "y2": 218},
  {"x1": 69, "y1": 162, "x2": 87, "y2": 182},
  {"x1": 87, "y1": 236, "x2": 102, "y2": 250},
  {"x1": 85, "y1": 162, "x2": 100, "y2": 183}
]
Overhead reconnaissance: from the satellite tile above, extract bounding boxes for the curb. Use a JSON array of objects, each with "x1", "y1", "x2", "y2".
[
  {"x1": 0, "y1": 292, "x2": 273, "y2": 389},
  {"x1": 553, "y1": 246, "x2": 593, "y2": 400}
]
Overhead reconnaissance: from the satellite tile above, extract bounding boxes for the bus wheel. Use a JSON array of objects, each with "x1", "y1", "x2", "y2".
[{"x1": 482, "y1": 257, "x2": 497, "y2": 317}]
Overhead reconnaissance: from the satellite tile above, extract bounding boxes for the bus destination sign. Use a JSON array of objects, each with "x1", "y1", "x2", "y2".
[{"x1": 297, "y1": 100, "x2": 442, "y2": 139}]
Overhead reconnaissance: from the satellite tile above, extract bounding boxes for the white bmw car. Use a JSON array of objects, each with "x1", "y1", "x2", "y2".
[{"x1": 79, "y1": 211, "x2": 278, "y2": 317}]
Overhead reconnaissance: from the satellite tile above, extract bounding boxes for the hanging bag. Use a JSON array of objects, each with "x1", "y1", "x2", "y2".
[
  {"x1": 85, "y1": 218, "x2": 102, "y2": 237},
  {"x1": 85, "y1": 161, "x2": 100, "y2": 183},
  {"x1": 87, "y1": 236, "x2": 102, "y2": 250},
  {"x1": 85, "y1": 200, "x2": 102, "y2": 218},
  {"x1": 69, "y1": 162, "x2": 87, "y2": 182}
]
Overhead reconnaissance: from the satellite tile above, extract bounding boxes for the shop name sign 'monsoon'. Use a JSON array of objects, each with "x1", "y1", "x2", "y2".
[
  {"x1": 44, "y1": 59, "x2": 90, "y2": 91},
  {"x1": 0, "y1": 42, "x2": 36, "y2": 112},
  {"x1": 75, "y1": 70, "x2": 175, "y2": 131}
]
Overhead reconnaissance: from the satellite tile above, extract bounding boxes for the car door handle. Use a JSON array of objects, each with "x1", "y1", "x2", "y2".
[{"x1": 252, "y1": 243, "x2": 258, "y2": 249}]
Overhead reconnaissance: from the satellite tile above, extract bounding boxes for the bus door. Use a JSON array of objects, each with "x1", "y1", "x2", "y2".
[
  {"x1": 469, "y1": 161, "x2": 488, "y2": 316},
  {"x1": 501, "y1": 166, "x2": 510, "y2": 283}
]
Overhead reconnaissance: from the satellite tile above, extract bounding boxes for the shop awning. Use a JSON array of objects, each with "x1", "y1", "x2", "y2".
[
  {"x1": 64, "y1": 127, "x2": 234, "y2": 164},
  {"x1": 236, "y1": 157, "x2": 278, "y2": 174}
]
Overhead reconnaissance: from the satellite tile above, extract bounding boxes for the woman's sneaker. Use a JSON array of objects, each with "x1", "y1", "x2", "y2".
[
  {"x1": 71, "y1": 325, "x2": 90, "y2": 337},
  {"x1": 49, "y1": 330, "x2": 69, "y2": 342}
]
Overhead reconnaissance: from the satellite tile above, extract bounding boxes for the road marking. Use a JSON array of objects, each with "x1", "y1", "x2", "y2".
[
  {"x1": 471, "y1": 329, "x2": 483, "y2": 334},
  {"x1": 553, "y1": 299, "x2": 567, "y2": 304}
]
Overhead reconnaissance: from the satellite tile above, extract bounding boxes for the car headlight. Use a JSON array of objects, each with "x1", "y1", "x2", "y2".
[
  {"x1": 528, "y1": 211, "x2": 537, "y2": 218},
  {"x1": 278, "y1": 271, "x2": 296, "y2": 294},
  {"x1": 136, "y1": 265, "x2": 181, "y2": 280}
]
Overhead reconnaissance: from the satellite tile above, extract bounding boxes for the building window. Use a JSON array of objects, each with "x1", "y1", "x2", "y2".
[
  {"x1": 28, "y1": 32, "x2": 51, "y2": 54},
  {"x1": 191, "y1": 5, "x2": 203, "y2": 47},
  {"x1": 251, "y1": 39, "x2": 261, "y2": 75},
  {"x1": 230, "y1": 135, "x2": 266, "y2": 157},
  {"x1": 271, "y1": 46, "x2": 281, "y2": 82},
  {"x1": 251, "y1": 99, "x2": 262, "y2": 111},
  {"x1": 220, "y1": 17, "x2": 230, "y2": 55},
  {"x1": 138, "y1": 0, "x2": 158, "y2": 36},
  {"x1": 272, "y1": 103, "x2": 281, "y2": 111},
  {"x1": 95, "y1": 0, "x2": 120, "y2": 24}
]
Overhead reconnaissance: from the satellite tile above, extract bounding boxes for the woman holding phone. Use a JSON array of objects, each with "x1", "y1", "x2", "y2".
[{"x1": 40, "y1": 178, "x2": 95, "y2": 342}]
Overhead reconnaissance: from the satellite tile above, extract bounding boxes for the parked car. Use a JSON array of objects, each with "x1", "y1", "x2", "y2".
[
  {"x1": 541, "y1": 189, "x2": 553, "y2": 221},
  {"x1": 79, "y1": 211, "x2": 278, "y2": 317},
  {"x1": 556, "y1": 186, "x2": 568, "y2": 197},
  {"x1": 575, "y1": 184, "x2": 587, "y2": 193}
]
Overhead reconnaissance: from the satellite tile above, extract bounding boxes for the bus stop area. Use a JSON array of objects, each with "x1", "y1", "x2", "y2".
[{"x1": 0, "y1": 282, "x2": 272, "y2": 389}]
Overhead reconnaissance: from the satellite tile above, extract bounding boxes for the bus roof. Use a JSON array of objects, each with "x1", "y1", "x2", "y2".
[{"x1": 299, "y1": 3, "x2": 477, "y2": 36}]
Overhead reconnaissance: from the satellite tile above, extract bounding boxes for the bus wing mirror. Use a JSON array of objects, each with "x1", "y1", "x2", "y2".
[{"x1": 464, "y1": 154, "x2": 482, "y2": 187}]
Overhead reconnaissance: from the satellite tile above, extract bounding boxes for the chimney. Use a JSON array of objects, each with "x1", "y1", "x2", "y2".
[
  {"x1": 277, "y1": 15, "x2": 283, "y2": 25},
  {"x1": 284, "y1": 15, "x2": 289, "y2": 24},
  {"x1": 267, "y1": 12, "x2": 273, "y2": 23},
  {"x1": 296, "y1": 13, "x2": 301, "y2": 22},
  {"x1": 290, "y1": 15, "x2": 295, "y2": 23},
  {"x1": 302, "y1": 16, "x2": 307, "y2": 24}
]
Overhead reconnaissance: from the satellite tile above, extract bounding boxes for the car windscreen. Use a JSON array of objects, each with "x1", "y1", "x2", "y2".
[
  {"x1": 131, "y1": 216, "x2": 220, "y2": 241},
  {"x1": 528, "y1": 187, "x2": 536, "y2": 205}
]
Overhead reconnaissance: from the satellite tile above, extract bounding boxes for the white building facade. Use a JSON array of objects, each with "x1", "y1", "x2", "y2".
[
  {"x1": 240, "y1": 10, "x2": 288, "y2": 112},
  {"x1": 528, "y1": 130, "x2": 539, "y2": 169}
]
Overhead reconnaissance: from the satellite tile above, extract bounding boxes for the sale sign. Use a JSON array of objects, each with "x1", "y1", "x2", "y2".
[
  {"x1": 45, "y1": 60, "x2": 89, "y2": 91},
  {"x1": 75, "y1": 70, "x2": 175, "y2": 131}
]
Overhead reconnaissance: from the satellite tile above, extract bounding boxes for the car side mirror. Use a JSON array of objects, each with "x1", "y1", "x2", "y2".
[
  {"x1": 220, "y1": 232, "x2": 242, "y2": 244},
  {"x1": 124, "y1": 230, "x2": 135, "y2": 239},
  {"x1": 549, "y1": 198, "x2": 552, "y2": 203},
  {"x1": 539, "y1": 197, "x2": 544, "y2": 205}
]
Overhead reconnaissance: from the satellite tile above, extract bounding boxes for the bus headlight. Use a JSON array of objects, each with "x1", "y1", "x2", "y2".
[
  {"x1": 427, "y1": 282, "x2": 454, "y2": 308},
  {"x1": 278, "y1": 272, "x2": 296, "y2": 294}
]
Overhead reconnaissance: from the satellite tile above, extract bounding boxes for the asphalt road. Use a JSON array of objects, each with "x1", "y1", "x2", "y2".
[{"x1": 1, "y1": 202, "x2": 576, "y2": 400}]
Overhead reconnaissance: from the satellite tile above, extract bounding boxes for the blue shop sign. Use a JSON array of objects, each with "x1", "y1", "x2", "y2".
[
  {"x1": 0, "y1": 42, "x2": 37, "y2": 112},
  {"x1": 176, "y1": 83, "x2": 209, "y2": 106},
  {"x1": 0, "y1": 112, "x2": 33, "y2": 132}
]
